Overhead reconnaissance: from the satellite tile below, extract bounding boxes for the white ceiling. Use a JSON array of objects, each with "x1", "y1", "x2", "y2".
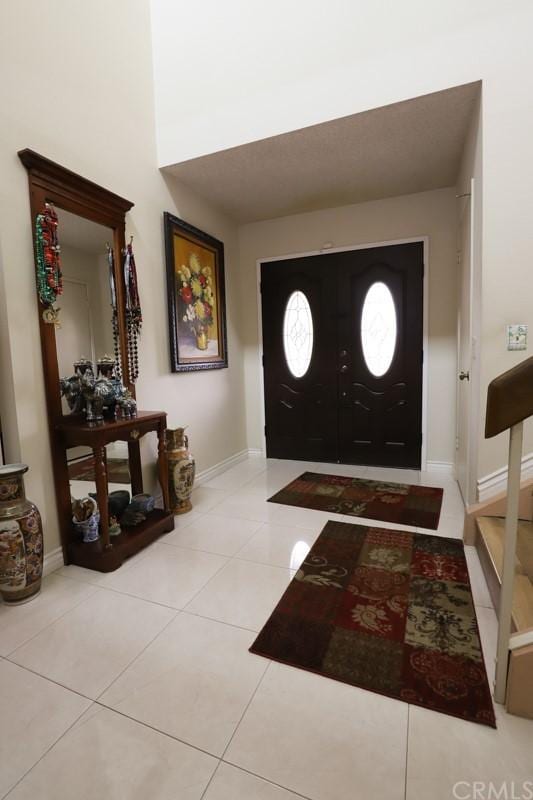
[
  {"x1": 56, "y1": 207, "x2": 113, "y2": 255},
  {"x1": 165, "y1": 82, "x2": 480, "y2": 224}
]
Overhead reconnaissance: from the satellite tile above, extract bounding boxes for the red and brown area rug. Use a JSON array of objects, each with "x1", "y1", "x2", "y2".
[
  {"x1": 68, "y1": 457, "x2": 131, "y2": 484},
  {"x1": 268, "y1": 472, "x2": 443, "y2": 530},
  {"x1": 250, "y1": 520, "x2": 496, "y2": 728}
]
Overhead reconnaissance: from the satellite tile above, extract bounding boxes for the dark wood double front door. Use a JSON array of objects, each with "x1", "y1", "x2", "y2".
[{"x1": 261, "y1": 243, "x2": 424, "y2": 468}]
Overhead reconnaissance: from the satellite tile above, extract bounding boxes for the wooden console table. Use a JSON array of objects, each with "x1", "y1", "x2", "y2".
[{"x1": 56, "y1": 411, "x2": 174, "y2": 572}]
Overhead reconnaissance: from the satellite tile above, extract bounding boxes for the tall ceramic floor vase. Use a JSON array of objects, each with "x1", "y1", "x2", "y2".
[
  {"x1": 165, "y1": 428, "x2": 196, "y2": 514},
  {"x1": 0, "y1": 464, "x2": 44, "y2": 604}
]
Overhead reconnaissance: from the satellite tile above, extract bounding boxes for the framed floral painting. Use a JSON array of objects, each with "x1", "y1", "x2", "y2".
[{"x1": 164, "y1": 212, "x2": 228, "y2": 372}]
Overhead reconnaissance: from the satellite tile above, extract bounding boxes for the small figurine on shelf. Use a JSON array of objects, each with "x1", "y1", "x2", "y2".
[
  {"x1": 60, "y1": 357, "x2": 93, "y2": 414},
  {"x1": 79, "y1": 367, "x2": 114, "y2": 423},
  {"x1": 109, "y1": 490, "x2": 130, "y2": 518},
  {"x1": 60, "y1": 354, "x2": 136, "y2": 423},
  {"x1": 89, "y1": 489, "x2": 130, "y2": 522},
  {"x1": 72, "y1": 497, "x2": 100, "y2": 543},
  {"x1": 130, "y1": 493, "x2": 155, "y2": 515},
  {"x1": 116, "y1": 389, "x2": 137, "y2": 420},
  {"x1": 120, "y1": 493, "x2": 155, "y2": 527},
  {"x1": 120, "y1": 507, "x2": 146, "y2": 527}
]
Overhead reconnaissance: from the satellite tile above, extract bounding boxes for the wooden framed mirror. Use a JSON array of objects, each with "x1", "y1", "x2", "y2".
[
  {"x1": 19, "y1": 150, "x2": 173, "y2": 570},
  {"x1": 19, "y1": 149, "x2": 134, "y2": 409}
]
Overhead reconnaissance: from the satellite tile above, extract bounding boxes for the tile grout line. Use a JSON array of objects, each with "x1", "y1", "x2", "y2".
[
  {"x1": 93, "y1": 608, "x2": 181, "y2": 704},
  {"x1": 6, "y1": 606, "x2": 181, "y2": 706},
  {"x1": 1, "y1": 699, "x2": 92, "y2": 800},
  {"x1": 162, "y1": 519, "x2": 265, "y2": 559},
  {"x1": 2, "y1": 579, "x2": 101, "y2": 659},
  {"x1": 4, "y1": 658, "x2": 95, "y2": 702},
  {"x1": 4, "y1": 461, "x2": 469, "y2": 799},
  {"x1": 53, "y1": 545, "x2": 235, "y2": 614},
  {"x1": 218, "y1": 659, "x2": 273, "y2": 764},
  {"x1": 179, "y1": 606, "x2": 260, "y2": 635},
  {"x1": 197, "y1": 760, "x2": 221, "y2": 800},
  {"x1": 92, "y1": 700, "x2": 225, "y2": 762},
  {"x1": 219, "y1": 759, "x2": 316, "y2": 800},
  {"x1": 180, "y1": 550, "x2": 240, "y2": 611}
]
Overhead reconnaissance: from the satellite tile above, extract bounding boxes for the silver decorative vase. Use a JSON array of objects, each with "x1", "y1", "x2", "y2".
[{"x1": 0, "y1": 464, "x2": 44, "y2": 604}]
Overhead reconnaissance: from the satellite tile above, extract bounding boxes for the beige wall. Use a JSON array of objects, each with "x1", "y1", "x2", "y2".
[
  {"x1": 239, "y1": 188, "x2": 458, "y2": 466},
  {"x1": 153, "y1": 1, "x2": 533, "y2": 481},
  {"x1": 0, "y1": 0, "x2": 246, "y2": 555}
]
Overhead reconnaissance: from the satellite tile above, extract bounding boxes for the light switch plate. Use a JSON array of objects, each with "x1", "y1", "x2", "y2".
[{"x1": 507, "y1": 324, "x2": 527, "y2": 351}]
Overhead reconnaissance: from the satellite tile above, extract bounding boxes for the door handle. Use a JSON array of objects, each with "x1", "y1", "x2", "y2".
[
  {"x1": 340, "y1": 364, "x2": 349, "y2": 373},
  {"x1": 459, "y1": 371, "x2": 470, "y2": 381}
]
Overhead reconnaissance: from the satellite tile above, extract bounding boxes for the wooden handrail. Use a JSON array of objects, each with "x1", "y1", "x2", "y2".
[
  {"x1": 484, "y1": 355, "x2": 533, "y2": 704},
  {"x1": 485, "y1": 356, "x2": 533, "y2": 438}
]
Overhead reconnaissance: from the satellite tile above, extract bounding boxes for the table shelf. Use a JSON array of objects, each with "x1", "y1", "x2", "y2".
[{"x1": 57, "y1": 411, "x2": 174, "y2": 572}]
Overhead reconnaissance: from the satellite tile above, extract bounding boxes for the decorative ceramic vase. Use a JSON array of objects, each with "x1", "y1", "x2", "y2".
[
  {"x1": 165, "y1": 428, "x2": 195, "y2": 514},
  {"x1": 195, "y1": 326, "x2": 208, "y2": 351},
  {"x1": 130, "y1": 493, "x2": 155, "y2": 515},
  {"x1": 72, "y1": 496, "x2": 100, "y2": 544},
  {"x1": 0, "y1": 464, "x2": 44, "y2": 604}
]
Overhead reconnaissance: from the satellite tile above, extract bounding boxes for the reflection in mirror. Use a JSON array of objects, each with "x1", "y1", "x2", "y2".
[
  {"x1": 53, "y1": 210, "x2": 132, "y2": 504},
  {"x1": 55, "y1": 208, "x2": 116, "y2": 414},
  {"x1": 67, "y1": 443, "x2": 132, "y2": 504}
]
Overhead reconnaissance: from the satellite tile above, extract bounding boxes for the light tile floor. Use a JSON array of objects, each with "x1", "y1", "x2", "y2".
[{"x1": 1, "y1": 456, "x2": 532, "y2": 799}]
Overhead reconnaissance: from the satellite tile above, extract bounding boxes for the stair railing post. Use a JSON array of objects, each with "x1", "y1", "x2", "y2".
[{"x1": 494, "y1": 420, "x2": 524, "y2": 704}]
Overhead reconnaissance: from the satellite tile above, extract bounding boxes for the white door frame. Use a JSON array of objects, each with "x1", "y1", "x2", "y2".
[
  {"x1": 256, "y1": 236, "x2": 430, "y2": 470},
  {"x1": 456, "y1": 177, "x2": 480, "y2": 505},
  {"x1": 61, "y1": 276, "x2": 96, "y2": 366}
]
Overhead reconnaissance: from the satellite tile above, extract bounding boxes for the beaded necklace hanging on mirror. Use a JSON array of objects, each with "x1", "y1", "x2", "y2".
[
  {"x1": 35, "y1": 202, "x2": 62, "y2": 325},
  {"x1": 106, "y1": 244, "x2": 122, "y2": 381},
  {"x1": 123, "y1": 237, "x2": 142, "y2": 383}
]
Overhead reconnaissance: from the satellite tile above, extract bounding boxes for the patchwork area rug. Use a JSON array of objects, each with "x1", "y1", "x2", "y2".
[
  {"x1": 268, "y1": 472, "x2": 443, "y2": 530},
  {"x1": 68, "y1": 457, "x2": 131, "y2": 484},
  {"x1": 250, "y1": 520, "x2": 496, "y2": 728}
]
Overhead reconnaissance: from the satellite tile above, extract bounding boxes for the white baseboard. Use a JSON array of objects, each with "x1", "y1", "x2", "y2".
[
  {"x1": 43, "y1": 545, "x2": 64, "y2": 576},
  {"x1": 477, "y1": 451, "x2": 533, "y2": 503},
  {"x1": 425, "y1": 460, "x2": 455, "y2": 475},
  {"x1": 195, "y1": 448, "x2": 263, "y2": 486}
]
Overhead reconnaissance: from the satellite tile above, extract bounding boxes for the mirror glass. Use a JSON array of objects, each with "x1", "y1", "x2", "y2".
[
  {"x1": 54, "y1": 208, "x2": 131, "y2": 502},
  {"x1": 56, "y1": 207, "x2": 116, "y2": 400},
  {"x1": 68, "y1": 444, "x2": 132, "y2": 504}
]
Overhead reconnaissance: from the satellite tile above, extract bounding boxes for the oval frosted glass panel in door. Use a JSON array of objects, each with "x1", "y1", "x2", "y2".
[
  {"x1": 283, "y1": 290, "x2": 314, "y2": 378},
  {"x1": 360, "y1": 281, "x2": 397, "y2": 377}
]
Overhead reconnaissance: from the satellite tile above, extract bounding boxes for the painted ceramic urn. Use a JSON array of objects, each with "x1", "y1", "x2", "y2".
[
  {"x1": 165, "y1": 428, "x2": 195, "y2": 514},
  {"x1": 0, "y1": 463, "x2": 43, "y2": 604}
]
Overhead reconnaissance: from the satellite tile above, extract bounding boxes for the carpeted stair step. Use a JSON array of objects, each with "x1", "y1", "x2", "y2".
[{"x1": 476, "y1": 516, "x2": 533, "y2": 632}]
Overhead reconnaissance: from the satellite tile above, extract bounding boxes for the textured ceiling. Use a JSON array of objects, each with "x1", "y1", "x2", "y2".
[{"x1": 165, "y1": 82, "x2": 480, "y2": 224}]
